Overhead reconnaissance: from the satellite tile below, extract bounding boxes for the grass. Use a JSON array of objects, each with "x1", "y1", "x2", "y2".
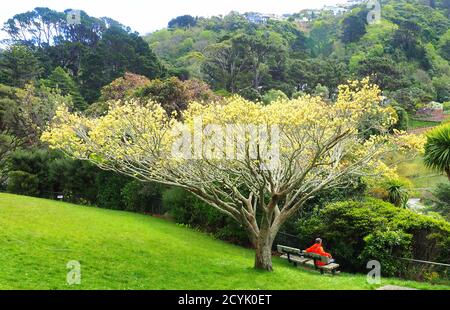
[
  {"x1": 0, "y1": 193, "x2": 449, "y2": 290},
  {"x1": 409, "y1": 119, "x2": 441, "y2": 130},
  {"x1": 400, "y1": 116, "x2": 447, "y2": 195},
  {"x1": 396, "y1": 156, "x2": 448, "y2": 191}
]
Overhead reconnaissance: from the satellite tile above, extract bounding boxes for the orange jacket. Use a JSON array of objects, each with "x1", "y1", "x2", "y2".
[{"x1": 305, "y1": 243, "x2": 332, "y2": 266}]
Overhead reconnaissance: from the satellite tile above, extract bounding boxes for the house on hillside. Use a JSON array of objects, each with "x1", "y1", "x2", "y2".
[
  {"x1": 244, "y1": 12, "x2": 269, "y2": 24},
  {"x1": 244, "y1": 12, "x2": 284, "y2": 24},
  {"x1": 323, "y1": 5, "x2": 348, "y2": 16},
  {"x1": 296, "y1": 9, "x2": 321, "y2": 22},
  {"x1": 345, "y1": 0, "x2": 366, "y2": 7}
]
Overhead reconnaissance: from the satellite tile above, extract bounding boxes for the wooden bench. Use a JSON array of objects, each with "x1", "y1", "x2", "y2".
[{"x1": 277, "y1": 245, "x2": 340, "y2": 275}]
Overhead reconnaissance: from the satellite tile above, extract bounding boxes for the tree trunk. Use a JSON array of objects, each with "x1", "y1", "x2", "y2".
[
  {"x1": 254, "y1": 215, "x2": 274, "y2": 271},
  {"x1": 446, "y1": 167, "x2": 450, "y2": 181},
  {"x1": 254, "y1": 241, "x2": 273, "y2": 271}
]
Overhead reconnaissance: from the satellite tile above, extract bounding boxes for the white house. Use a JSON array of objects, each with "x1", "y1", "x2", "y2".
[{"x1": 323, "y1": 5, "x2": 348, "y2": 15}]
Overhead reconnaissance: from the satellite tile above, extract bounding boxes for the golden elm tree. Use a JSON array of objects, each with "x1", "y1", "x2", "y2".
[{"x1": 41, "y1": 79, "x2": 424, "y2": 271}]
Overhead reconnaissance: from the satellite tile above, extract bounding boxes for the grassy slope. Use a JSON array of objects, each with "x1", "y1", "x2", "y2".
[
  {"x1": 396, "y1": 156, "x2": 448, "y2": 190},
  {"x1": 393, "y1": 114, "x2": 446, "y2": 192},
  {"x1": 0, "y1": 193, "x2": 448, "y2": 290},
  {"x1": 409, "y1": 119, "x2": 441, "y2": 130},
  {"x1": 401, "y1": 120, "x2": 448, "y2": 195}
]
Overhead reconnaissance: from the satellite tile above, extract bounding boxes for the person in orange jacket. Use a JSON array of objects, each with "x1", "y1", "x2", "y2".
[{"x1": 305, "y1": 238, "x2": 334, "y2": 266}]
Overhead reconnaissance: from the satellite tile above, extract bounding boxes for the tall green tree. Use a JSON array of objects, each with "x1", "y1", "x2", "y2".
[
  {"x1": 308, "y1": 17, "x2": 337, "y2": 57},
  {"x1": 79, "y1": 26, "x2": 164, "y2": 102},
  {"x1": 3, "y1": 8, "x2": 165, "y2": 104},
  {"x1": 2, "y1": 7, "x2": 66, "y2": 47},
  {"x1": 288, "y1": 58, "x2": 348, "y2": 95},
  {"x1": 341, "y1": 10, "x2": 367, "y2": 44},
  {"x1": 0, "y1": 45, "x2": 42, "y2": 87},
  {"x1": 42, "y1": 67, "x2": 86, "y2": 110},
  {"x1": 168, "y1": 15, "x2": 197, "y2": 29},
  {"x1": 232, "y1": 31, "x2": 287, "y2": 90},
  {"x1": 438, "y1": 29, "x2": 450, "y2": 61},
  {"x1": 0, "y1": 84, "x2": 22, "y2": 184},
  {"x1": 202, "y1": 40, "x2": 247, "y2": 93},
  {"x1": 356, "y1": 56, "x2": 406, "y2": 90}
]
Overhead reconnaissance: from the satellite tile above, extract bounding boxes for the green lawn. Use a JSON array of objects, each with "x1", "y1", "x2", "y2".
[
  {"x1": 0, "y1": 193, "x2": 448, "y2": 290},
  {"x1": 401, "y1": 117, "x2": 447, "y2": 195},
  {"x1": 396, "y1": 156, "x2": 448, "y2": 191},
  {"x1": 409, "y1": 118, "x2": 441, "y2": 130}
]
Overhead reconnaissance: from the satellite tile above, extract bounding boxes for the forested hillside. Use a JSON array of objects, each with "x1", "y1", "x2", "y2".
[
  {"x1": 0, "y1": 8, "x2": 165, "y2": 103},
  {"x1": 145, "y1": 0, "x2": 450, "y2": 112},
  {"x1": 2, "y1": 1, "x2": 450, "y2": 113}
]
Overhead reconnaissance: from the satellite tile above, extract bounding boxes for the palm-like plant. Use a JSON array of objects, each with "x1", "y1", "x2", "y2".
[
  {"x1": 385, "y1": 179, "x2": 409, "y2": 208},
  {"x1": 424, "y1": 124, "x2": 450, "y2": 181}
]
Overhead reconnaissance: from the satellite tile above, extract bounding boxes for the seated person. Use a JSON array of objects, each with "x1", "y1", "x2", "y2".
[{"x1": 305, "y1": 238, "x2": 334, "y2": 266}]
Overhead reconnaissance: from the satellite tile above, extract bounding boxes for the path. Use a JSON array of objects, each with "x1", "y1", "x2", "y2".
[{"x1": 376, "y1": 285, "x2": 418, "y2": 290}]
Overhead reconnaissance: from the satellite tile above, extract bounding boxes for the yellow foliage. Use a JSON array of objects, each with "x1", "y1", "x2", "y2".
[{"x1": 41, "y1": 79, "x2": 424, "y2": 187}]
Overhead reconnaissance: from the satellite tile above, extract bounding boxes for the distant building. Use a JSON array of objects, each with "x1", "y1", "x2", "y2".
[
  {"x1": 295, "y1": 9, "x2": 321, "y2": 22},
  {"x1": 244, "y1": 12, "x2": 270, "y2": 24},
  {"x1": 323, "y1": 5, "x2": 348, "y2": 16},
  {"x1": 269, "y1": 14, "x2": 285, "y2": 21},
  {"x1": 244, "y1": 2, "x2": 352, "y2": 25},
  {"x1": 244, "y1": 12, "x2": 285, "y2": 24},
  {"x1": 345, "y1": 0, "x2": 366, "y2": 7}
]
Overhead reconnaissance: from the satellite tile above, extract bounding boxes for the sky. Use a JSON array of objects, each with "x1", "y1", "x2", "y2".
[{"x1": 0, "y1": 0, "x2": 348, "y2": 38}]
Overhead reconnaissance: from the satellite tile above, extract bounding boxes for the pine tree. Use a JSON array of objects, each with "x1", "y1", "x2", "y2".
[{"x1": 44, "y1": 67, "x2": 87, "y2": 110}]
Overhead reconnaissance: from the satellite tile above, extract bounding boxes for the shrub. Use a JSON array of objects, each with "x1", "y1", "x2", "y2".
[
  {"x1": 444, "y1": 101, "x2": 450, "y2": 112},
  {"x1": 291, "y1": 91, "x2": 306, "y2": 99},
  {"x1": 121, "y1": 180, "x2": 162, "y2": 213},
  {"x1": 392, "y1": 105, "x2": 409, "y2": 131},
  {"x1": 429, "y1": 101, "x2": 444, "y2": 110},
  {"x1": 274, "y1": 178, "x2": 366, "y2": 247},
  {"x1": 367, "y1": 186, "x2": 389, "y2": 200},
  {"x1": 359, "y1": 230, "x2": 412, "y2": 277},
  {"x1": 95, "y1": 171, "x2": 130, "y2": 210},
  {"x1": 391, "y1": 87, "x2": 430, "y2": 111},
  {"x1": 426, "y1": 183, "x2": 450, "y2": 220},
  {"x1": 262, "y1": 89, "x2": 288, "y2": 105},
  {"x1": 433, "y1": 76, "x2": 450, "y2": 103},
  {"x1": 7, "y1": 148, "x2": 98, "y2": 202},
  {"x1": 312, "y1": 84, "x2": 329, "y2": 99},
  {"x1": 162, "y1": 187, "x2": 193, "y2": 220},
  {"x1": 163, "y1": 187, "x2": 230, "y2": 229},
  {"x1": 296, "y1": 198, "x2": 450, "y2": 277},
  {"x1": 162, "y1": 187, "x2": 249, "y2": 245},
  {"x1": 7, "y1": 171, "x2": 39, "y2": 196},
  {"x1": 238, "y1": 88, "x2": 262, "y2": 102},
  {"x1": 392, "y1": 209, "x2": 450, "y2": 262},
  {"x1": 214, "y1": 89, "x2": 232, "y2": 98},
  {"x1": 6, "y1": 149, "x2": 164, "y2": 213},
  {"x1": 297, "y1": 199, "x2": 394, "y2": 271}
]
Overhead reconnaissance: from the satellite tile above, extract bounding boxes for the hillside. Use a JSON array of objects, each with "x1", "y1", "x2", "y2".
[
  {"x1": 0, "y1": 193, "x2": 448, "y2": 290},
  {"x1": 145, "y1": 0, "x2": 450, "y2": 113}
]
